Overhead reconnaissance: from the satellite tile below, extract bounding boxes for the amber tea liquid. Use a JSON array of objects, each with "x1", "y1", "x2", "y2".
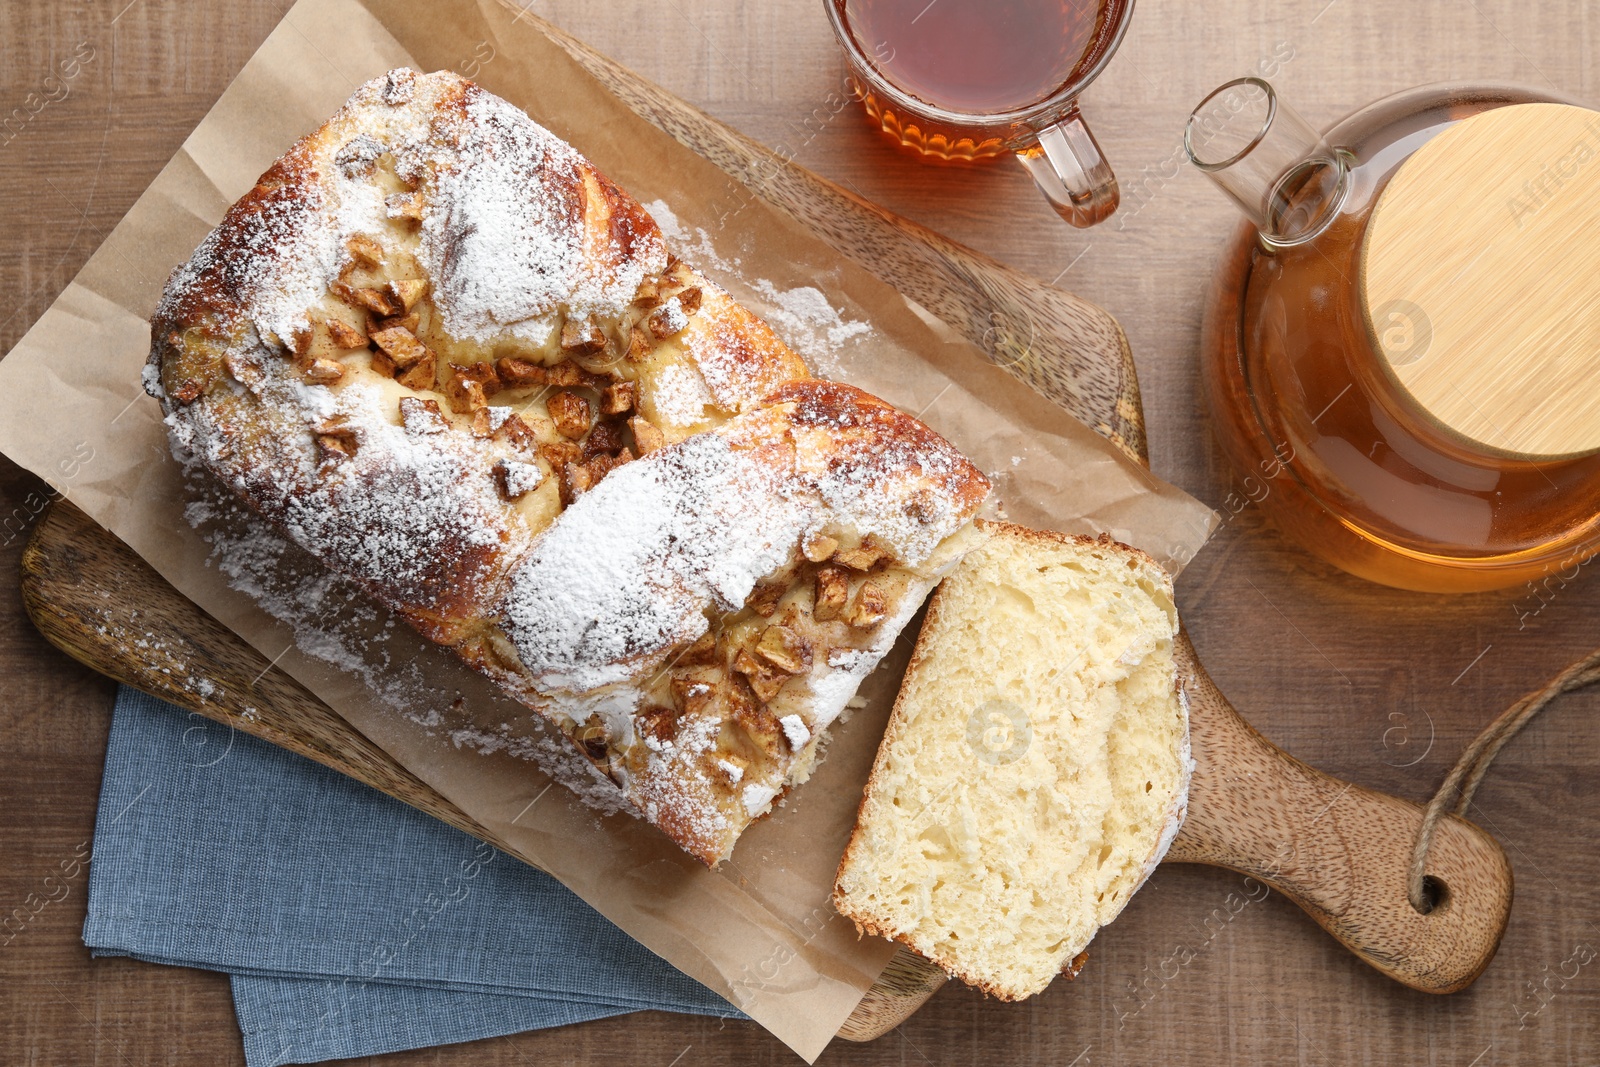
[
  {"x1": 836, "y1": 0, "x2": 1125, "y2": 159},
  {"x1": 1203, "y1": 91, "x2": 1600, "y2": 592}
]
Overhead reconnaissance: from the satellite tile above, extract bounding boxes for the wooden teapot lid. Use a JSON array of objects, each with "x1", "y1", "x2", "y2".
[{"x1": 1362, "y1": 102, "x2": 1600, "y2": 458}]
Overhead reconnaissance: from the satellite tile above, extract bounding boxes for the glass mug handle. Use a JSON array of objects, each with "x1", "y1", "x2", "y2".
[{"x1": 1017, "y1": 103, "x2": 1120, "y2": 228}]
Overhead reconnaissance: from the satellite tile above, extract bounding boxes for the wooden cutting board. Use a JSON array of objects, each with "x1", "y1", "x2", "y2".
[{"x1": 20, "y1": 13, "x2": 1513, "y2": 1043}]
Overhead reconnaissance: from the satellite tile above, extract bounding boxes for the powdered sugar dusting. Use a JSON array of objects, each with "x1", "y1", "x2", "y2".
[
  {"x1": 147, "y1": 70, "x2": 990, "y2": 864},
  {"x1": 499, "y1": 459, "x2": 543, "y2": 497},
  {"x1": 742, "y1": 782, "x2": 779, "y2": 817},
  {"x1": 185, "y1": 478, "x2": 449, "y2": 716},
  {"x1": 157, "y1": 71, "x2": 664, "y2": 355},
  {"x1": 184, "y1": 471, "x2": 634, "y2": 819},
  {"x1": 644, "y1": 200, "x2": 732, "y2": 272},
  {"x1": 503, "y1": 383, "x2": 985, "y2": 696},
  {"x1": 650, "y1": 362, "x2": 713, "y2": 428},
  {"x1": 644, "y1": 198, "x2": 869, "y2": 377},
  {"x1": 779, "y1": 714, "x2": 810, "y2": 749},
  {"x1": 415, "y1": 89, "x2": 664, "y2": 344},
  {"x1": 159, "y1": 170, "x2": 330, "y2": 351},
  {"x1": 748, "y1": 280, "x2": 870, "y2": 379},
  {"x1": 504, "y1": 432, "x2": 805, "y2": 692},
  {"x1": 167, "y1": 369, "x2": 526, "y2": 617}
]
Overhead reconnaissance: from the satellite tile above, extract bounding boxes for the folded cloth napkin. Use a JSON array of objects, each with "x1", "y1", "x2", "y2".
[{"x1": 83, "y1": 687, "x2": 740, "y2": 1066}]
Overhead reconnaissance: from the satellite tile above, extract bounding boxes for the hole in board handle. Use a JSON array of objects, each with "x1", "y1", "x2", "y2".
[{"x1": 1414, "y1": 875, "x2": 1450, "y2": 916}]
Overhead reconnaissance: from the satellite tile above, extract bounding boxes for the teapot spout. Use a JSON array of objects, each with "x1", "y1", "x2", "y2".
[{"x1": 1186, "y1": 77, "x2": 1350, "y2": 249}]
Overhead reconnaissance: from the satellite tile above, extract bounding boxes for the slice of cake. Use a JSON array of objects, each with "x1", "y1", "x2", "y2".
[{"x1": 832, "y1": 520, "x2": 1192, "y2": 1000}]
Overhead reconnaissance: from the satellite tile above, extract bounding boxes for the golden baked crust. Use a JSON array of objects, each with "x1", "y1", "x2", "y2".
[{"x1": 146, "y1": 69, "x2": 989, "y2": 865}]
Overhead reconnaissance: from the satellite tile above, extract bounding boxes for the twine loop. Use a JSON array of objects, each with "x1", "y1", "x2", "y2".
[{"x1": 1408, "y1": 646, "x2": 1600, "y2": 913}]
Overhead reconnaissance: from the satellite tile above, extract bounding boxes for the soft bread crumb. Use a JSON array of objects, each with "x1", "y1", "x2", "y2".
[{"x1": 832, "y1": 519, "x2": 1190, "y2": 1001}]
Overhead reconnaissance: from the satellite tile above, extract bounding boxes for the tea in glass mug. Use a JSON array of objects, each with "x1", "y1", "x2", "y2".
[{"x1": 825, "y1": 0, "x2": 1134, "y2": 226}]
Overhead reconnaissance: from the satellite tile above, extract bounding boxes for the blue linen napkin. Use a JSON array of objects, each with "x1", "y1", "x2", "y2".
[{"x1": 83, "y1": 687, "x2": 741, "y2": 1066}]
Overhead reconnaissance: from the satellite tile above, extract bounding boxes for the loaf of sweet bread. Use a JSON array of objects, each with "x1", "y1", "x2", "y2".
[
  {"x1": 145, "y1": 69, "x2": 989, "y2": 865},
  {"x1": 833, "y1": 521, "x2": 1191, "y2": 999}
]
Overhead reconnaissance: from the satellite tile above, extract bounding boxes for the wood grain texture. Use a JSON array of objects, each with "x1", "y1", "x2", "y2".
[
  {"x1": 1167, "y1": 630, "x2": 1513, "y2": 993},
  {"x1": 13, "y1": 40, "x2": 1517, "y2": 1037},
  {"x1": 1362, "y1": 102, "x2": 1600, "y2": 458},
  {"x1": 19, "y1": 504, "x2": 1515, "y2": 1012},
  {"x1": 525, "y1": 4, "x2": 1512, "y2": 1011},
  {"x1": 18, "y1": 499, "x2": 508, "y2": 855},
  {"x1": 3, "y1": 0, "x2": 1600, "y2": 1065},
  {"x1": 530, "y1": 11, "x2": 1148, "y2": 463}
]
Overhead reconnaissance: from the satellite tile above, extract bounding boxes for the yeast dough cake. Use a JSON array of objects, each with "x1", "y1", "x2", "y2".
[
  {"x1": 145, "y1": 68, "x2": 990, "y2": 865},
  {"x1": 833, "y1": 521, "x2": 1191, "y2": 998}
]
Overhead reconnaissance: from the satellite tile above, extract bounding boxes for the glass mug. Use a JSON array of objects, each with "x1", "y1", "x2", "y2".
[{"x1": 824, "y1": 0, "x2": 1133, "y2": 227}]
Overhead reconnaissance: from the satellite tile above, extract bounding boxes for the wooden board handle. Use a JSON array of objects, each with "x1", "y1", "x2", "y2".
[
  {"x1": 20, "y1": 501, "x2": 1514, "y2": 1049},
  {"x1": 1165, "y1": 630, "x2": 1514, "y2": 993}
]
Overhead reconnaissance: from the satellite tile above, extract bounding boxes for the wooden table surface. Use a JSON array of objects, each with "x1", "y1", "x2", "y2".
[{"x1": 4, "y1": 0, "x2": 1599, "y2": 1063}]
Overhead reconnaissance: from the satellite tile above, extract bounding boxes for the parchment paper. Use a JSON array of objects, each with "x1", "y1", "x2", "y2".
[{"x1": 0, "y1": 0, "x2": 1216, "y2": 1058}]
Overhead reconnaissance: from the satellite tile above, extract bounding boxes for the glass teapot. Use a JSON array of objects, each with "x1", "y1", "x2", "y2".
[{"x1": 1188, "y1": 78, "x2": 1600, "y2": 593}]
